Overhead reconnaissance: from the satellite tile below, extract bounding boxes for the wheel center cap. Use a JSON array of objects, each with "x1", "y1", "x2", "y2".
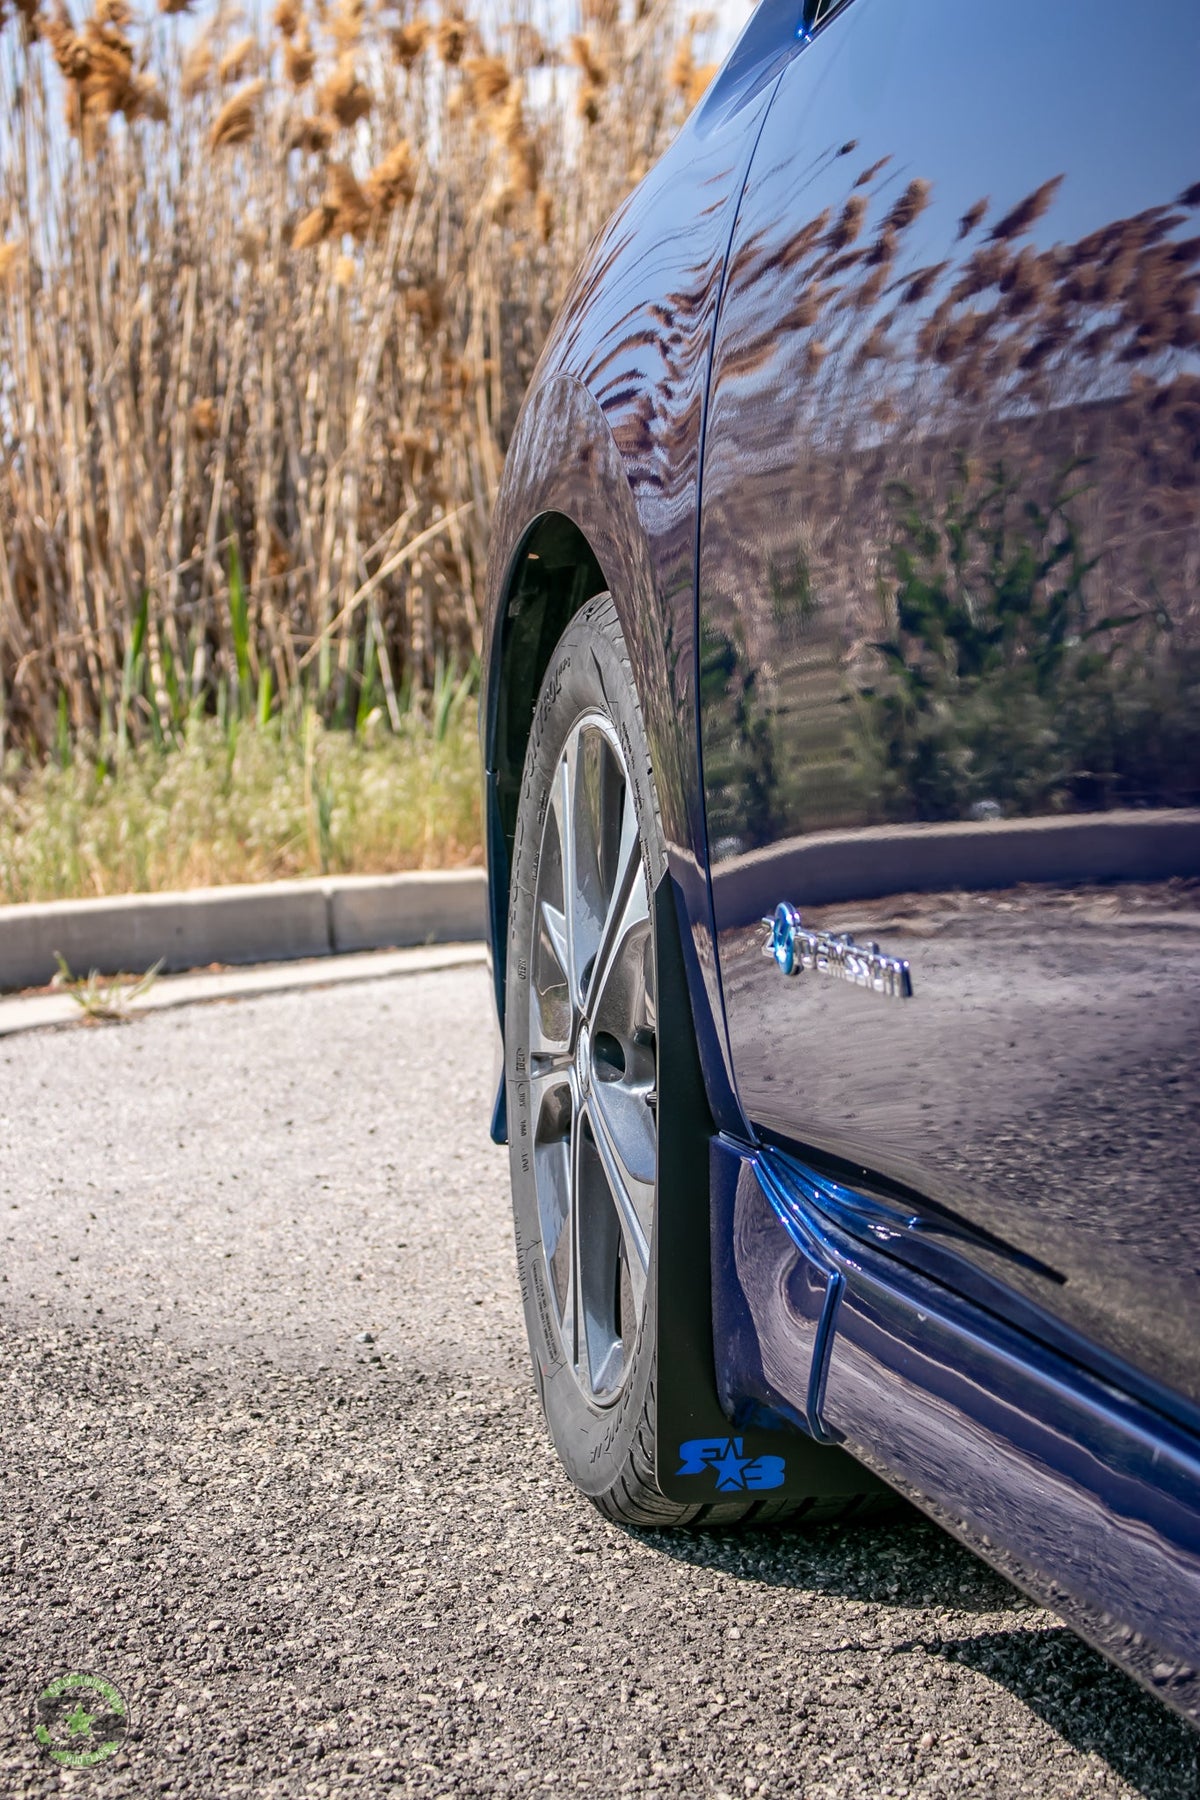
[{"x1": 575, "y1": 1022, "x2": 592, "y2": 1094}]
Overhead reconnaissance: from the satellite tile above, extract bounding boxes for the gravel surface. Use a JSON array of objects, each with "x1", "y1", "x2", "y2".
[{"x1": 1, "y1": 968, "x2": 1197, "y2": 1797}]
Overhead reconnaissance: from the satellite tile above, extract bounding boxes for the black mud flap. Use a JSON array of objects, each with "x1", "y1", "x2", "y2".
[{"x1": 652, "y1": 874, "x2": 877, "y2": 1507}]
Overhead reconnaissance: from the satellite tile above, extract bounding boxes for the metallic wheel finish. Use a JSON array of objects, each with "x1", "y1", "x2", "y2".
[{"x1": 527, "y1": 711, "x2": 656, "y2": 1406}]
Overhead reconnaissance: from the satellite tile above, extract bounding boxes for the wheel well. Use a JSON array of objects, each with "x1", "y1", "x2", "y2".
[{"x1": 489, "y1": 512, "x2": 607, "y2": 891}]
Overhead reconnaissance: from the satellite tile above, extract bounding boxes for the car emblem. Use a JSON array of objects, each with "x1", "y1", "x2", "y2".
[{"x1": 762, "y1": 902, "x2": 913, "y2": 1000}]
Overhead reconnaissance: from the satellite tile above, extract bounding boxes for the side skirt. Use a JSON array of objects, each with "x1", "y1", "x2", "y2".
[{"x1": 717, "y1": 1139, "x2": 1200, "y2": 1726}]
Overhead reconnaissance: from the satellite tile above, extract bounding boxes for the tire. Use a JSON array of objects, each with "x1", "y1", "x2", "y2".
[{"x1": 506, "y1": 594, "x2": 887, "y2": 1529}]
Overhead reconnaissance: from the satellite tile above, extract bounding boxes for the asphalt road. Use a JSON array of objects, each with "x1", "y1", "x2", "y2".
[{"x1": 1, "y1": 967, "x2": 1197, "y2": 1798}]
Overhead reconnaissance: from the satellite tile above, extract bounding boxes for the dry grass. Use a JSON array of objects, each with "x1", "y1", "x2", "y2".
[
  {"x1": 0, "y1": 0, "x2": 713, "y2": 762},
  {"x1": 0, "y1": 704, "x2": 482, "y2": 902}
]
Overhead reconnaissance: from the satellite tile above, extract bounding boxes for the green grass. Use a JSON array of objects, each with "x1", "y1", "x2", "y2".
[{"x1": 0, "y1": 710, "x2": 482, "y2": 905}]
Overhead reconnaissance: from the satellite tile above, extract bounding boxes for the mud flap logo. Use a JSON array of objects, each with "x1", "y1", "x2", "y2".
[{"x1": 676, "y1": 1437, "x2": 785, "y2": 1492}]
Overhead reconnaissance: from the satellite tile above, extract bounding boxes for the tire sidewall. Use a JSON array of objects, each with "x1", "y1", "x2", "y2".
[{"x1": 505, "y1": 595, "x2": 666, "y2": 1498}]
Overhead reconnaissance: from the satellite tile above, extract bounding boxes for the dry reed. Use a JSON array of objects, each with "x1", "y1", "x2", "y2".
[{"x1": 0, "y1": 0, "x2": 708, "y2": 759}]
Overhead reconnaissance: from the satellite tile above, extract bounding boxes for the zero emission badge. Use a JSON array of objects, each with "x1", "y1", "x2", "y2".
[{"x1": 30, "y1": 1671, "x2": 130, "y2": 1768}]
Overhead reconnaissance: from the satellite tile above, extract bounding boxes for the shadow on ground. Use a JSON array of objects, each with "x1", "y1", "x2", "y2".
[
  {"x1": 921, "y1": 1627, "x2": 1199, "y2": 1800},
  {"x1": 649, "y1": 1515, "x2": 1200, "y2": 1800}
]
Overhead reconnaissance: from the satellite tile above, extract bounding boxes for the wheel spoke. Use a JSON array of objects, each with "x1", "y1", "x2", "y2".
[
  {"x1": 524, "y1": 706, "x2": 658, "y2": 1409},
  {"x1": 566, "y1": 1105, "x2": 587, "y2": 1382},
  {"x1": 529, "y1": 1044, "x2": 572, "y2": 1080},
  {"x1": 583, "y1": 1088, "x2": 652, "y2": 1320},
  {"x1": 529, "y1": 1057, "x2": 573, "y2": 1310},
  {"x1": 587, "y1": 785, "x2": 648, "y2": 1030},
  {"x1": 528, "y1": 1051, "x2": 573, "y2": 1117},
  {"x1": 550, "y1": 733, "x2": 591, "y2": 1011}
]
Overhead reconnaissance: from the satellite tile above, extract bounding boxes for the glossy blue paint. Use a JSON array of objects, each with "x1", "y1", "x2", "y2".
[
  {"x1": 698, "y1": 0, "x2": 1200, "y2": 1409},
  {"x1": 715, "y1": 1138, "x2": 1200, "y2": 1722},
  {"x1": 482, "y1": 0, "x2": 1200, "y2": 1731},
  {"x1": 757, "y1": 1138, "x2": 1200, "y2": 1451},
  {"x1": 481, "y1": 3, "x2": 802, "y2": 1133}
]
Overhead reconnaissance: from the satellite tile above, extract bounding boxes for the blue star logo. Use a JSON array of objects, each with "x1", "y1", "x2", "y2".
[
  {"x1": 710, "y1": 1440, "x2": 752, "y2": 1491},
  {"x1": 676, "y1": 1437, "x2": 787, "y2": 1493}
]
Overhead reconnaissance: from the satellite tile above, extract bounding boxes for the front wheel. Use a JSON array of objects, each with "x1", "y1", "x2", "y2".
[
  {"x1": 506, "y1": 595, "x2": 674, "y2": 1523},
  {"x1": 505, "y1": 594, "x2": 884, "y2": 1528}
]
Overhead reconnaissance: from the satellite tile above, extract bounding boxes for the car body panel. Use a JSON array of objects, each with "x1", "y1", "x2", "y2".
[
  {"x1": 482, "y1": 0, "x2": 1200, "y2": 1730},
  {"x1": 712, "y1": 1135, "x2": 1200, "y2": 1721},
  {"x1": 697, "y1": 0, "x2": 1200, "y2": 1406},
  {"x1": 482, "y1": 3, "x2": 801, "y2": 1126}
]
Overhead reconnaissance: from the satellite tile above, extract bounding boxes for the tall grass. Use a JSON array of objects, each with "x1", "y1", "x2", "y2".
[
  {"x1": 0, "y1": 0, "x2": 715, "y2": 761},
  {"x1": 0, "y1": 701, "x2": 482, "y2": 900}
]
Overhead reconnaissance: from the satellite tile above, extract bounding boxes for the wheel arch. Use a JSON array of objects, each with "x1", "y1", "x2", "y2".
[
  {"x1": 486, "y1": 508, "x2": 607, "y2": 948},
  {"x1": 482, "y1": 374, "x2": 692, "y2": 1037}
]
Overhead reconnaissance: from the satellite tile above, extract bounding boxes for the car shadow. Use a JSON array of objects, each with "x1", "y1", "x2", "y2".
[
  {"x1": 642, "y1": 1512, "x2": 1200, "y2": 1800},
  {"x1": 647, "y1": 1504, "x2": 1017, "y2": 1613},
  {"x1": 912, "y1": 1627, "x2": 1200, "y2": 1800}
]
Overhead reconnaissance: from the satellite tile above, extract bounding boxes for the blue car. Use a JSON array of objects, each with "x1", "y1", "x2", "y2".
[{"x1": 480, "y1": 0, "x2": 1200, "y2": 1727}]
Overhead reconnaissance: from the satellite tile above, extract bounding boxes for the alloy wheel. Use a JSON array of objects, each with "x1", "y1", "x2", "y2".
[{"x1": 527, "y1": 710, "x2": 657, "y2": 1405}]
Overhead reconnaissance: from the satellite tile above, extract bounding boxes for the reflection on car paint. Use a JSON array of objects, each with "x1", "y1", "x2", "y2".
[{"x1": 699, "y1": 0, "x2": 1200, "y2": 1409}]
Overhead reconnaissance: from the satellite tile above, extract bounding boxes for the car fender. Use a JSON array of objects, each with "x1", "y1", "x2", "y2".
[
  {"x1": 482, "y1": 58, "x2": 789, "y2": 1127},
  {"x1": 484, "y1": 371, "x2": 689, "y2": 859}
]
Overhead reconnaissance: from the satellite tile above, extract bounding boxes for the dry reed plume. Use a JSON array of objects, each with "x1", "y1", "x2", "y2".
[{"x1": 0, "y1": 0, "x2": 710, "y2": 757}]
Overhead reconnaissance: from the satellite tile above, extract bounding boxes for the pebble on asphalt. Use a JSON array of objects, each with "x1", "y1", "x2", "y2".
[{"x1": 1, "y1": 970, "x2": 1196, "y2": 1797}]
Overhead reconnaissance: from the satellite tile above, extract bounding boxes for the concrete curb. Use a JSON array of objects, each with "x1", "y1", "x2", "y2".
[
  {"x1": 0, "y1": 943, "x2": 489, "y2": 1038},
  {"x1": 0, "y1": 869, "x2": 487, "y2": 993},
  {"x1": 8, "y1": 808, "x2": 1196, "y2": 989},
  {"x1": 711, "y1": 808, "x2": 1200, "y2": 926}
]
